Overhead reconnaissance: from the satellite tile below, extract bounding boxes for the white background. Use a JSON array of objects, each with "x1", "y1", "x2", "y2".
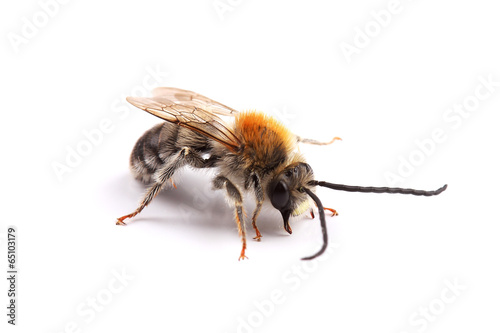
[{"x1": 1, "y1": 0, "x2": 499, "y2": 332}]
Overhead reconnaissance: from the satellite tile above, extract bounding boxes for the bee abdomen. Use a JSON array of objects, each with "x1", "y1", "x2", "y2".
[
  {"x1": 129, "y1": 124, "x2": 160, "y2": 182},
  {"x1": 129, "y1": 122, "x2": 211, "y2": 183}
]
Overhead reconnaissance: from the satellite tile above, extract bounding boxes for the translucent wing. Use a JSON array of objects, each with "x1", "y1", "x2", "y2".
[
  {"x1": 151, "y1": 87, "x2": 239, "y2": 116},
  {"x1": 126, "y1": 94, "x2": 242, "y2": 152}
]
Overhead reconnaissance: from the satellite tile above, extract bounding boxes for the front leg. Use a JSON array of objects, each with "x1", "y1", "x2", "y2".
[
  {"x1": 310, "y1": 207, "x2": 338, "y2": 219},
  {"x1": 213, "y1": 175, "x2": 248, "y2": 260}
]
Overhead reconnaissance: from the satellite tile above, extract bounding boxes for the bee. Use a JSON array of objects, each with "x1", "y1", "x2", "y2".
[{"x1": 116, "y1": 87, "x2": 447, "y2": 260}]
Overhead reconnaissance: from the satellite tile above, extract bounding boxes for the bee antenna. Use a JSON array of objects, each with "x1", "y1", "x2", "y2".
[
  {"x1": 300, "y1": 187, "x2": 328, "y2": 260},
  {"x1": 309, "y1": 181, "x2": 448, "y2": 197}
]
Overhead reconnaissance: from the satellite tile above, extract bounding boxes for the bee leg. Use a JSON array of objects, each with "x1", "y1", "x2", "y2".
[
  {"x1": 324, "y1": 207, "x2": 338, "y2": 216},
  {"x1": 248, "y1": 173, "x2": 264, "y2": 241},
  {"x1": 296, "y1": 135, "x2": 342, "y2": 145},
  {"x1": 213, "y1": 175, "x2": 248, "y2": 260},
  {"x1": 116, "y1": 180, "x2": 164, "y2": 225},
  {"x1": 251, "y1": 202, "x2": 263, "y2": 241},
  {"x1": 309, "y1": 205, "x2": 337, "y2": 221},
  {"x1": 117, "y1": 147, "x2": 207, "y2": 225}
]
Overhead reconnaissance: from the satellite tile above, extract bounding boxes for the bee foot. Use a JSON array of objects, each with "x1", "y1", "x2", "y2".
[
  {"x1": 324, "y1": 207, "x2": 338, "y2": 217},
  {"x1": 116, "y1": 219, "x2": 127, "y2": 226}
]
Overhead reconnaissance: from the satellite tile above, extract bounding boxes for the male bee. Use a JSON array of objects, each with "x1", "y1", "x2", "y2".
[{"x1": 116, "y1": 87, "x2": 447, "y2": 260}]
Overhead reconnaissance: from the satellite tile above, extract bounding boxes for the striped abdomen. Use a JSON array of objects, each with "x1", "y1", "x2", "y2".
[{"x1": 130, "y1": 122, "x2": 212, "y2": 183}]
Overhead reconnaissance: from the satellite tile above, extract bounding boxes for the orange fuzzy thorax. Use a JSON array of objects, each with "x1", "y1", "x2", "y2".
[{"x1": 234, "y1": 111, "x2": 296, "y2": 170}]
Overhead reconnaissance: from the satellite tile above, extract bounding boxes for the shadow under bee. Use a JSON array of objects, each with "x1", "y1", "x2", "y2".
[{"x1": 109, "y1": 168, "x2": 308, "y2": 238}]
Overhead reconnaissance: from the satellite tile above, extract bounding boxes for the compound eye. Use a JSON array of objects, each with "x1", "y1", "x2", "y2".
[{"x1": 271, "y1": 180, "x2": 290, "y2": 209}]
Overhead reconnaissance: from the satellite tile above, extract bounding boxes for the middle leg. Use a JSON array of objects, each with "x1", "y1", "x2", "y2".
[
  {"x1": 247, "y1": 173, "x2": 264, "y2": 241},
  {"x1": 213, "y1": 175, "x2": 248, "y2": 260}
]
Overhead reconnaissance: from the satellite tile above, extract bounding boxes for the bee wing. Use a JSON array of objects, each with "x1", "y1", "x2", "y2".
[
  {"x1": 151, "y1": 87, "x2": 239, "y2": 117},
  {"x1": 126, "y1": 95, "x2": 242, "y2": 152}
]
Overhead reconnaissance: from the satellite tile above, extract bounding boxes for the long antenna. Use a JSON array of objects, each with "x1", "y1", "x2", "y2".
[
  {"x1": 309, "y1": 181, "x2": 447, "y2": 196},
  {"x1": 301, "y1": 187, "x2": 328, "y2": 260},
  {"x1": 301, "y1": 182, "x2": 447, "y2": 260}
]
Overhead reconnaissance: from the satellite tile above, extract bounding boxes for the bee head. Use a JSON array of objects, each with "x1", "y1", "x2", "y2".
[
  {"x1": 267, "y1": 162, "x2": 315, "y2": 235},
  {"x1": 267, "y1": 156, "x2": 448, "y2": 262}
]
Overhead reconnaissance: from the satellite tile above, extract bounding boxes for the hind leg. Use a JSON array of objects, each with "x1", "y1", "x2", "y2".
[{"x1": 116, "y1": 147, "x2": 209, "y2": 225}]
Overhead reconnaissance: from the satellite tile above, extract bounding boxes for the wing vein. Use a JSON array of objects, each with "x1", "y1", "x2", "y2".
[{"x1": 126, "y1": 89, "x2": 242, "y2": 152}]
